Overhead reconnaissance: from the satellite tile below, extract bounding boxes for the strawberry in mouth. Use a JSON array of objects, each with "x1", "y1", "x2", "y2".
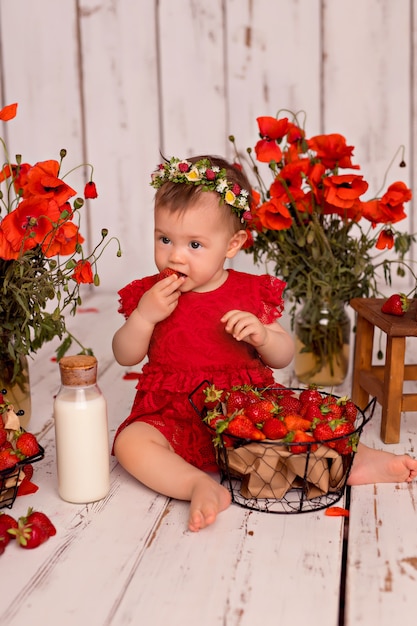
[{"x1": 157, "y1": 268, "x2": 187, "y2": 281}]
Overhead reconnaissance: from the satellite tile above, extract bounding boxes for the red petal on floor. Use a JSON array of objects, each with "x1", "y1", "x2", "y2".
[
  {"x1": 17, "y1": 478, "x2": 39, "y2": 496},
  {"x1": 123, "y1": 372, "x2": 141, "y2": 380},
  {"x1": 77, "y1": 307, "x2": 99, "y2": 313},
  {"x1": 325, "y1": 506, "x2": 350, "y2": 517}
]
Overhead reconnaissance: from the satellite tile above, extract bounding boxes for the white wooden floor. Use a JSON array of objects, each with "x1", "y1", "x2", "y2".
[{"x1": 1, "y1": 292, "x2": 416, "y2": 626}]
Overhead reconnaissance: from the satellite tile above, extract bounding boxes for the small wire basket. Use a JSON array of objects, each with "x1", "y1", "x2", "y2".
[
  {"x1": 189, "y1": 381, "x2": 375, "y2": 514},
  {"x1": 0, "y1": 444, "x2": 45, "y2": 510}
]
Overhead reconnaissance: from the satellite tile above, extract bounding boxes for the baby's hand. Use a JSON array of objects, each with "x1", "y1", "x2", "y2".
[
  {"x1": 221, "y1": 309, "x2": 267, "y2": 347},
  {"x1": 137, "y1": 274, "x2": 184, "y2": 325}
]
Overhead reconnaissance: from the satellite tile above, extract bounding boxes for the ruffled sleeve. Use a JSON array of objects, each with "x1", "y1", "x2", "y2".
[
  {"x1": 117, "y1": 275, "x2": 158, "y2": 319},
  {"x1": 258, "y1": 274, "x2": 287, "y2": 324}
]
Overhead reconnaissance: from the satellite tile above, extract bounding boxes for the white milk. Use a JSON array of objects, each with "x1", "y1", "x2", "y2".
[{"x1": 54, "y1": 357, "x2": 110, "y2": 504}]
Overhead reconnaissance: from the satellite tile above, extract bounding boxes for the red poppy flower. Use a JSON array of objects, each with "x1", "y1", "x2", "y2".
[
  {"x1": 0, "y1": 164, "x2": 13, "y2": 183},
  {"x1": 322, "y1": 174, "x2": 368, "y2": 209},
  {"x1": 307, "y1": 134, "x2": 360, "y2": 170},
  {"x1": 255, "y1": 116, "x2": 289, "y2": 163},
  {"x1": 257, "y1": 116, "x2": 289, "y2": 140},
  {"x1": 292, "y1": 190, "x2": 315, "y2": 215},
  {"x1": 376, "y1": 229, "x2": 395, "y2": 250},
  {"x1": 42, "y1": 221, "x2": 85, "y2": 257},
  {"x1": 84, "y1": 181, "x2": 98, "y2": 199},
  {"x1": 0, "y1": 197, "x2": 62, "y2": 254},
  {"x1": 270, "y1": 160, "x2": 310, "y2": 198},
  {"x1": 255, "y1": 197, "x2": 293, "y2": 231},
  {"x1": 361, "y1": 197, "x2": 407, "y2": 225},
  {"x1": 72, "y1": 260, "x2": 94, "y2": 284},
  {"x1": 287, "y1": 122, "x2": 305, "y2": 144},
  {"x1": 23, "y1": 160, "x2": 76, "y2": 205},
  {"x1": 12, "y1": 163, "x2": 31, "y2": 194},
  {"x1": 0, "y1": 228, "x2": 19, "y2": 260},
  {"x1": 380, "y1": 181, "x2": 412, "y2": 208}
]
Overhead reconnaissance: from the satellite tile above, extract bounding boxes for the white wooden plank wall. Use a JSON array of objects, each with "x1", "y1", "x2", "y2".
[{"x1": 0, "y1": 0, "x2": 416, "y2": 293}]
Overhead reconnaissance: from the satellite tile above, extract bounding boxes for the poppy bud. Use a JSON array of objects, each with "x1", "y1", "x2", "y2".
[
  {"x1": 306, "y1": 230, "x2": 315, "y2": 244},
  {"x1": 73, "y1": 197, "x2": 84, "y2": 210},
  {"x1": 84, "y1": 181, "x2": 98, "y2": 199}
]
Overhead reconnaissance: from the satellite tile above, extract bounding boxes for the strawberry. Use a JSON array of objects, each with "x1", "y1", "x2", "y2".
[
  {"x1": 287, "y1": 430, "x2": 317, "y2": 454},
  {"x1": 275, "y1": 394, "x2": 302, "y2": 416},
  {"x1": 0, "y1": 448, "x2": 18, "y2": 471},
  {"x1": 225, "y1": 387, "x2": 258, "y2": 414},
  {"x1": 338, "y1": 397, "x2": 358, "y2": 423},
  {"x1": 10, "y1": 520, "x2": 49, "y2": 549},
  {"x1": 319, "y1": 397, "x2": 343, "y2": 421},
  {"x1": 203, "y1": 384, "x2": 224, "y2": 409},
  {"x1": 299, "y1": 386, "x2": 323, "y2": 406},
  {"x1": 245, "y1": 399, "x2": 276, "y2": 424},
  {"x1": 158, "y1": 268, "x2": 179, "y2": 280},
  {"x1": 15, "y1": 431, "x2": 40, "y2": 458},
  {"x1": 22, "y1": 508, "x2": 57, "y2": 538},
  {"x1": 22, "y1": 463, "x2": 34, "y2": 480},
  {"x1": 332, "y1": 421, "x2": 357, "y2": 455},
  {"x1": 301, "y1": 403, "x2": 323, "y2": 422},
  {"x1": 262, "y1": 417, "x2": 288, "y2": 439},
  {"x1": 312, "y1": 420, "x2": 335, "y2": 446},
  {"x1": 283, "y1": 413, "x2": 311, "y2": 432},
  {"x1": 226, "y1": 415, "x2": 266, "y2": 440},
  {"x1": 0, "y1": 513, "x2": 18, "y2": 553},
  {"x1": 204, "y1": 408, "x2": 226, "y2": 430},
  {"x1": 381, "y1": 293, "x2": 409, "y2": 316},
  {"x1": 0, "y1": 512, "x2": 18, "y2": 552},
  {"x1": 157, "y1": 268, "x2": 186, "y2": 281},
  {"x1": 0, "y1": 512, "x2": 18, "y2": 531},
  {"x1": 0, "y1": 520, "x2": 13, "y2": 553}
]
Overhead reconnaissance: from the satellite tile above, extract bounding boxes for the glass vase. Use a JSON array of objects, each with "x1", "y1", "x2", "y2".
[
  {"x1": 294, "y1": 299, "x2": 351, "y2": 387},
  {"x1": 0, "y1": 352, "x2": 31, "y2": 429}
]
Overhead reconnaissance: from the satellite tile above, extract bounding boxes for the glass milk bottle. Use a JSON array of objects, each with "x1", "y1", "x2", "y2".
[{"x1": 53, "y1": 355, "x2": 110, "y2": 503}]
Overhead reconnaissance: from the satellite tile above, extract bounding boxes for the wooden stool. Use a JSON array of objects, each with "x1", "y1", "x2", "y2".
[{"x1": 350, "y1": 297, "x2": 417, "y2": 443}]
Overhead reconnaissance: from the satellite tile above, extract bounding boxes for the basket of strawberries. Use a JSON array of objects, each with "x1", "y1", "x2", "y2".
[
  {"x1": 189, "y1": 381, "x2": 375, "y2": 514},
  {"x1": 0, "y1": 391, "x2": 44, "y2": 510}
]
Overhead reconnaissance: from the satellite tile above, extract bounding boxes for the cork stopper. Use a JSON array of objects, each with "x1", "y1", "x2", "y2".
[{"x1": 59, "y1": 355, "x2": 98, "y2": 387}]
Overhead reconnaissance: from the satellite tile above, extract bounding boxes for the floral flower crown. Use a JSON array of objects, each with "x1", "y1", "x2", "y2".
[{"x1": 150, "y1": 156, "x2": 252, "y2": 223}]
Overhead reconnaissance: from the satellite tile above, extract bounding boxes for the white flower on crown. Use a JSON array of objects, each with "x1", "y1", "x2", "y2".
[{"x1": 215, "y1": 178, "x2": 228, "y2": 193}]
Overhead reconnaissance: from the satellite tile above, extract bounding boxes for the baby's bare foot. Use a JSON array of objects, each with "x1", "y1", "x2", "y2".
[
  {"x1": 188, "y1": 477, "x2": 231, "y2": 532},
  {"x1": 348, "y1": 443, "x2": 417, "y2": 485}
]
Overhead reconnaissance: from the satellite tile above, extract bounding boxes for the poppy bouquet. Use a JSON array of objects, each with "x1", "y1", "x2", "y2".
[
  {"x1": 0, "y1": 103, "x2": 120, "y2": 382},
  {"x1": 230, "y1": 111, "x2": 415, "y2": 381}
]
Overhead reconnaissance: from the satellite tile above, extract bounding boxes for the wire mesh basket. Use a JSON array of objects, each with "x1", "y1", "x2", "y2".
[
  {"x1": 189, "y1": 381, "x2": 375, "y2": 514},
  {"x1": 0, "y1": 444, "x2": 45, "y2": 510}
]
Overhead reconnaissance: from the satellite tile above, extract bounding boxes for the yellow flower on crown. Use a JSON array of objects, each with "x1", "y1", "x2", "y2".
[
  {"x1": 225, "y1": 189, "x2": 237, "y2": 205},
  {"x1": 185, "y1": 167, "x2": 202, "y2": 182}
]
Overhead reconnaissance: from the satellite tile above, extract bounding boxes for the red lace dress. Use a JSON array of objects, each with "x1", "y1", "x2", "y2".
[{"x1": 113, "y1": 269, "x2": 286, "y2": 472}]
